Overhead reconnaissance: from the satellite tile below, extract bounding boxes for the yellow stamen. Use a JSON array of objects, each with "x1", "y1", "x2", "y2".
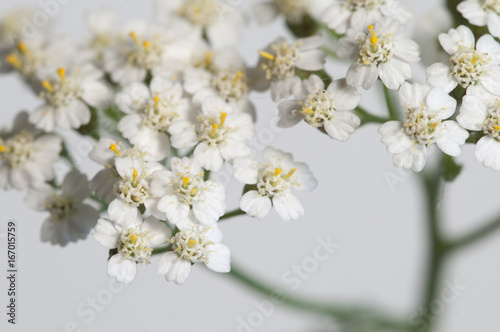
[
  {"x1": 284, "y1": 168, "x2": 297, "y2": 179},
  {"x1": 430, "y1": 122, "x2": 439, "y2": 130},
  {"x1": 109, "y1": 143, "x2": 121, "y2": 156},
  {"x1": 219, "y1": 112, "x2": 227, "y2": 127},
  {"x1": 494, "y1": 125, "x2": 500, "y2": 131},
  {"x1": 258, "y1": 50, "x2": 275, "y2": 61},
  {"x1": 188, "y1": 239, "x2": 196, "y2": 246},
  {"x1": 302, "y1": 107, "x2": 314, "y2": 114},
  {"x1": 233, "y1": 70, "x2": 243, "y2": 86},
  {"x1": 275, "y1": 168, "x2": 282, "y2": 176},
  {"x1": 205, "y1": 51, "x2": 213, "y2": 65},
  {"x1": 0, "y1": 145, "x2": 9, "y2": 153},
  {"x1": 41, "y1": 80, "x2": 53, "y2": 93},
  {"x1": 190, "y1": 188, "x2": 197, "y2": 197},
  {"x1": 182, "y1": 177, "x2": 190, "y2": 187},
  {"x1": 57, "y1": 67, "x2": 66, "y2": 83},
  {"x1": 6, "y1": 54, "x2": 21, "y2": 69},
  {"x1": 153, "y1": 95, "x2": 160, "y2": 107},
  {"x1": 17, "y1": 42, "x2": 28, "y2": 54},
  {"x1": 368, "y1": 24, "x2": 377, "y2": 47},
  {"x1": 129, "y1": 31, "x2": 140, "y2": 44},
  {"x1": 129, "y1": 233, "x2": 137, "y2": 244},
  {"x1": 143, "y1": 41, "x2": 150, "y2": 50},
  {"x1": 132, "y1": 168, "x2": 138, "y2": 183},
  {"x1": 211, "y1": 123, "x2": 218, "y2": 136}
]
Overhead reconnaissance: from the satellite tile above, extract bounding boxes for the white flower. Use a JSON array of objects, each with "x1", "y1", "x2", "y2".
[
  {"x1": 337, "y1": 19, "x2": 420, "y2": 90},
  {"x1": 169, "y1": 97, "x2": 254, "y2": 172},
  {"x1": 150, "y1": 157, "x2": 226, "y2": 225},
  {"x1": 253, "y1": 0, "x2": 330, "y2": 24},
  {"x1": 93, "y1": 202, "x2": 171, "y2": 284},
  {"x1": 321, "y1": 0, "x2": 412, "y2": 34},
  {"x1": 116, "y1": 77, "x2": 189, "y2": 160},
  {"x1": 413, "y1": 6, "x2": 454, "y2": 67},
  {"x1": 112, "y1": 156, "x2": 163, "y2": 214},
  {"x1": 426, "y1": 25, "x2": 500, "y2": 96},
  {"x1": 233, "y1": 147, "x2": 317, "y2": 221},
  {"x1": 457, "y1": 88, "x2": 500, "y2": 169},
  {"x1": 85, "y1": 8, "x2": 120, "y2": 63},
  {"x1": 0, "y1": 112, "x2": 61, "y2": 190},
  {"x1": 378, "y1": 82, "x2": 469, "y2": 172},
  {"x1": 103, "y1": 20, "x2": 195, "y2": 86},
  {"x1": 458, "y1": 0, "x2": 500, "y2": 38},
  {"x1": 155, "y1": 0, "x2": 245, "y2": 50},
  {"x1": 252, "y1": 36, "x2": 326, "y2": 102},
  {"x1": 157, "y1": 214, "x2": 230, "y2": 284},
  {"x1": 278, "y1": 74, "x2": 361, "y2": 141},
  {"x1": 184, "y1": 50, "x2": 254, "y2": 114},
  {"x1": 29, "y1": 64, "x2": 110, "y2": 132},
  {"x1": 24, "y1": 169, "x2": 98, "y2": 246}
]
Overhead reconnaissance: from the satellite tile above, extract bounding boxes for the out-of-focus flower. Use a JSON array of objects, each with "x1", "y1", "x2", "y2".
[
  {"x1": 150, "y1": 157, "x2": 226, "y2": 225},
  {"x1": 322, "y1": 0, "x2": 412, "y2": 35},
  {"x1": 157, "y1": 214, "x2": 230, "y2": 284},
  {"x1": 458, "y1": 0, "x2": 500, "y2": 38},
  {"x1": 25, "y1": 169, "x2": 98, "y2": 246},
  {"x1": 278, "y1": 74, "x2": 361, "y2": 141},
  {"x1": 426, "y1": 25, "x2": 500, "y2": 97},
  {"x1": 457, "y1": 88, "x2": 500, "y2": 170},
  {"x1": 29, "y1": 65, "x2": 110, "y2": 132},
  {"x1": 85, "y1": 7, "x2": 121, "y2": 64},
  {"x1": 93, "y1": 203, "x2": 171, "y2": 284},
  {"x1": 252, "y1": 36, "x2": 326, "y2": 102},
  {"x1": 233, "y1": 147, "x2": 317, "y2": 221},
  {"x1": 0, "y1": 112, "x2": 61, "y2": 190},
  {"x1": 379, "y1": 82, "x2": 468, "y2": 172},
  {"x1": 253, "y1": 0, "x2": 330, "y2": 24},
  {"x1": 169, "y1": 97, "x2": 254, "y2": 172},
  {"x1": 337, "y1": 19, "x2": 420, "y2": 90}
]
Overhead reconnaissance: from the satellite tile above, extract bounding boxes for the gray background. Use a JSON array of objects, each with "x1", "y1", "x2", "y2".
[{"x1": 1, "y1": 0, "x2": 500, "y2": 331}]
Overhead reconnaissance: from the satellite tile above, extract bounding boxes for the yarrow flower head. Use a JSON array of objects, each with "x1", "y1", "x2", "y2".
[
  {"x1": 426, "y1": 25, "x2": 500, "y2": 97},
  {"x1": 233, "y1": 147, "x2": 317, "y2": 221},
  {"x1": 150, "y1": 157, "x2": 226, "y2": 225},
  {"x1": 379, "y1": 82, "x2": 469, "y2": 172},
  {"x1": 93, "y1": 203, "x2": 171, "y2": 284},
  {"x1": 157, "y1": 215, "x2": 230, "y2": 284},
  {"x1": 25, "y1": 170, "x2": 98, "y2": 246},
  {"x1": 458, "y1": 0, "x2": 500, "y2": 38},
  {"x1": 321, "y1": 0, "x2": 412, "y2": 34},
  {"x1": 337, "y1": 19, "x2": 420, "y2": 90},
  {"x1": 457, "y1": 88, "x2": 500, "y2": 170},
  {"x1": 169, "y1": 97, "x2": 255, "y2": 172},
  {"x1": 252, "y1": 36, "x2": 326, "y2": 102},
  {"x1": 0, "y1": 112, "x2": 61, "y2": 190},
  {"x1": 29, "y1": 64, "x2": 110, "y2": 132},
  {"x1": 116, "y1": 76, "x2": 189, "y2": 160},
  {"x1": 277, "y1": 75, "x2": 361, "y2": 141}
]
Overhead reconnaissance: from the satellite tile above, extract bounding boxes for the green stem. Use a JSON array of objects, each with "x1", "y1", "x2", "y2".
[
  {"x1": 60, "y1": 141, "x2": 76, "y2": 168},
  {"x1": 89, "y1": 195, "x2": 108, "y2": 212},
  {"x1": 355, "y1": 106, "x2": 390, "y2": 125},
  {"x1": 227, "y1": 263, "x2": 410, "y2": 330},
  {"x1": 449, "y1": 215, "x2": 500, "y2": 251},
  {"x1": 219, "y1": 208, "x2": 246, "y2": 221},
  {"x1": 382, "y1": 85, "x2": 400, "y2": 121}
]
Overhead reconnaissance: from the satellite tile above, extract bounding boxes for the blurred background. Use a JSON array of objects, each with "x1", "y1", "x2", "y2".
[{"x1": 1, "y1": 0, "x2": 500, "y2": 331}]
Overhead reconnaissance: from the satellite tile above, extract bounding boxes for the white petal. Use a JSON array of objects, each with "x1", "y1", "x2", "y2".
[
  {"x1": 457, "y1": 95, "x2": 488, "y2": 130},
  {"x1": 378, "y1": 121, "x2": 413, "y2": 154},
  {"x1": 425, "y1": 87, "x2": 457, "y2": 119},
  {"x1": 157, "y1": 252, "x2": 192, "y2": 284},
  {"x1": 206, "y1": 243, "x2": 231, "y2": 273},
  {"x1": 393, "y1": 144, "x2": 428, "y2": 172},
  {"x1": 240, "y1": 191, "x2": 272, "y2": 220},
  {"x1": 436, "y1": 121, "x2": 469, "y2": 156},
  {"x1": 108, "y1": 255, "x2": 137, "y2": 284},
  {"x1": 92, "y1": 218, "x2": 120, "y2": 248},
  {"x1": 232, "y1": 157, "x2": 259, "y2": 184},
  {"x1": 346, "y1": 62, "x2": 378, "y2": 90},
  {"x1": 475, "y1": 136, "x2": 500, "y2": 170},
  {"x1": 272, "y1": 194, "x2": 305, "y2": 221},
  {"x1": 426, "y1": 62, "x2": 457, "y2": 92},
  {"x1": 141, "y1": 216, "x2": 171, "y2": 247}
]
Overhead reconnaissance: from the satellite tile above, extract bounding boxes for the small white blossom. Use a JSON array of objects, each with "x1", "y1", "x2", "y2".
[
  {"x1": 252, "y1": 36, "x2": 326, "y2": 102},
  {"x1": 169, "y1": 97, "x2": 254, "y2": 172},
  {"x1": 116, "y1": 77, "x2": 189, "y2": 160},
  {"x1": 426, "y1": 25, "x2": 500, "y2": 97},
  {"x1": 29, "y1": 64, "x2": 110, "y2": 132},
  {"x1": 150, "y1": 157, "x2": 226, "y2": 225},
  {"x1": 25, "y1": 170, "x2": 98, "y2": 246},
  {"x1": 157, "y1": 214, "x2": 230, "y2": 284},
  {"x1": 337, "y1": 19, "x2": 420, "y2": 90},
  {"x1": 85, "y1": 8, "x2": 121, "y2": 64},
  {"x1": 321, "y1": 0, "x2": 412, "y2": 34},
  {"x1": 379, "y1": 82, "x2": 469, "y2": 172},
  {"x1": 457, "y1": 88, "x2": 500, "y2": 169},
  {"x1": 93, "y1": 202, "x2": 171, "y2": 284},
  {"x1": 278, "y1": 75, "x2": 361, "y2": 141},
  {"x1": 233, "y1": 147, "x2": 317, "y2": 221},
  {"x1": 0, "y1": 112, "x2": 61, "y2": 190},
  {"x1": 253, "y1": 0, "x2": 331, "y2": 24},
  {"x1": 458, "y1": 0, "x2": 500, "y2": 38}
]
